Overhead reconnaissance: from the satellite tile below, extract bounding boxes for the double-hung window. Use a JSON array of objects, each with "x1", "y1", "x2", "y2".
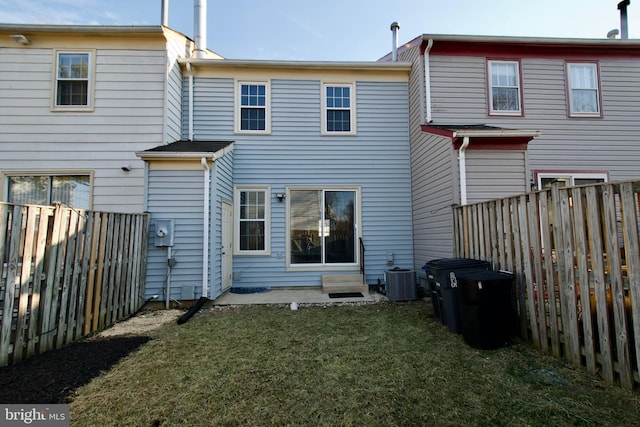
[
  {"x1": 488, "y1": 60, "x2": 522, "y2": 115},
  {"x1": 234, "y1": 187, "x2": 270, "y2": 255},
  {"x1": 322, "y1": 83, "x2": 355, "y2": 134},
  {"x1": 567, "y1": 62, "x2": 601, "y2": 117},
  {"x1": 5, "y1": 174, "x2": 91, "y2": 209},
  {"x1": 53, "y1": 51, "x2": 93, "y2": 110},
  {"x1": 237, "y1": 81, "x2": 269, "y2": 133}
]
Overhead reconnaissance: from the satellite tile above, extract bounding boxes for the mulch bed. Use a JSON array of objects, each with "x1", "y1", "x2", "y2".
[{"x1": 0, "y1": 335, "x2": 151, "y2": 404}]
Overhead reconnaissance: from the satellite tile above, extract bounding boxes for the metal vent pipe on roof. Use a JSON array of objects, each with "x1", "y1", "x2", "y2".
[
  {"x1": 391, "y1": 22, "x2": 400, "y2": 61},
  {"x1": 194, "y1": 0, "x2": 207, "y2": 58},
  {"x1": 161, "y1": 0, "x2": 169, "y2": 26},
  {"x1": 618, "y1": 0, "x2": 631, "y2": 39}
]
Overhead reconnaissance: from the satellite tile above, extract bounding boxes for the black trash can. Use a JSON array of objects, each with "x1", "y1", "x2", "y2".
[
  {"x1": 457, "y1": 269, "x2": 515, "y2": 349},
  {"x1": 425, "y1": 258, "x2": 491, "y2": 333}
]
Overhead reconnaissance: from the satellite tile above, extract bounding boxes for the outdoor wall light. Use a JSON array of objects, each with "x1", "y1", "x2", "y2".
[
  {"x1": 10, "y1": 34, "x2": 30, "y2": 45},
  {"x1": 275, "y1": 193, "x2": 286, "y2": 202}
]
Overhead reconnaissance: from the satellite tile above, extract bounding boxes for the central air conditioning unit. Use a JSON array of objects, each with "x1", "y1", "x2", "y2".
[{"x1": 385, "y1": 269, "x2": 417, "y2": 301}]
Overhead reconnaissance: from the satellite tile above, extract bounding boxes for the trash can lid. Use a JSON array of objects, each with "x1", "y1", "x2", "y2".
[
  {"x1": 456, "y1": 269, "x2": 514, "y2": 281},
  {"x1": 426, "y1": 258, "x2": 491, "y2": 270}
]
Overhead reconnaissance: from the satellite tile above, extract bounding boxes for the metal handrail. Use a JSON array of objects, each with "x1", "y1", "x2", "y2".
[{"x1": 359, "y1": 237, "x2": 365, "y2": 284}]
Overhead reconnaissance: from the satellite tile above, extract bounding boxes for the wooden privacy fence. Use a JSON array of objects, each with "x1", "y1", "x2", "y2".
[
  {"x1": 453, "y1": 181, "x2": 640, "y2": 389},
  {"x1": 0, "y1": 202, "x2": 149, "y2": 367}
]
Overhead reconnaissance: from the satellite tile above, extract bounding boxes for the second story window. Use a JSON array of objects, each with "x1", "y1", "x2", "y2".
[
  {"x1": 54, "y1": 51, "x2": 93, "y2": 110},
  {"x1": 567, "y1": 63, "x2": 601, "y2": 117},
  {"x1": 237, "y1": 82, "x2": 269, "y2": 133},
  {"x1": 323, "y1": 83, "x2": 355, "y2": 134},
  {"x1": 488, "y1": 60, "x2": 522, "y2": 115}
]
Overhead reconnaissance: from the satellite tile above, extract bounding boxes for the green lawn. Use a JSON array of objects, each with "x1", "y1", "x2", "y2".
[{"x1": 70, "y1": 301, "x2": 639, "y2": 426}]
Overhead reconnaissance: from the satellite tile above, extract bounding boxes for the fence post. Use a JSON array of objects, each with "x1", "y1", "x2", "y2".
[{"x1": 620, "y1": 182, "x2": 640, "y2": 381}]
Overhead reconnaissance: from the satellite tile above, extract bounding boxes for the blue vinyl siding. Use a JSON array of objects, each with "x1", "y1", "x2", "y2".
[
  {"x1": 186, "y1": 77, "x2": 413, "y2": 287},
  {"x1": 209, "y1": 151, "x2": 234, "y2": 298},
  {"x1": 145, "y1": 170, "x2": 205, "y2": 300}
]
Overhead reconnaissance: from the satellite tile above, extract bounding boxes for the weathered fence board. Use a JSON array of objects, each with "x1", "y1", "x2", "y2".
[
  {"x1": 453, "y1": 180, "x2": 640, "y2": 389},
  {"x1": 0, "y1": 203, "x2": 149, "y2": 367}
]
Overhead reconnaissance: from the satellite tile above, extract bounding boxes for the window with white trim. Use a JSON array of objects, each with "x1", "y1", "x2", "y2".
[
  {"x1": 322, "y1": 83, "x2": 355, "y2": 134},
  {"x1": 567, "y1": 63, "x2": 601, "y2": 116},
  {"x1": 234, "y1": 187, "x2": 270, "y2": 255},
  {"x1": 5, "y1": 174, "x2": 91, "y2": 209},
  {"x1": 537, "y1": 172, "x2": 607, "y2": 191},
  {"x1": 488, "y1": 60, "x2": 522, "y2": 115},
  {"x1": 288, "y1": 188, "x2": 359, "y2": 266},
  {"x1": 236, "y1": 82, "x2": 269, "y2": 133},
  {"x1": 54, "y1": 51, "x2": 93, "y2": 110}
]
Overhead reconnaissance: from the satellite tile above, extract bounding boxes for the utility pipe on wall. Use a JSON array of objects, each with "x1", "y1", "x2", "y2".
[{"x1": 458, "y1": 136, "x2": 470, "y2": 205}]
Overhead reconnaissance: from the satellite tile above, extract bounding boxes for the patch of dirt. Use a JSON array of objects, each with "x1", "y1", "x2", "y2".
[{"x1": 0, "y1": 309, "x2": 182, "y2": 404}]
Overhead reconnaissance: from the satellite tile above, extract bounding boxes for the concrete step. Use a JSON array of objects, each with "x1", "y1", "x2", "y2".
[{"x1": 322, "y1": 274, "x2": 368, "y2": 294}]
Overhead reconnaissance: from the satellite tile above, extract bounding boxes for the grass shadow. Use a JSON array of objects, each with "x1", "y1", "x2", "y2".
[{"x1": 0, "y1": 335, "x2": 151, "y2": 404}]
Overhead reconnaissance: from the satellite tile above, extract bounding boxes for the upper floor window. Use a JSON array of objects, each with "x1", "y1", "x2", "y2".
[
  {"x1": 567, "y1": 63, "x2": 601, "y2": 117},
  {"x1": 488, "y1": 60, "x2": 522, "y2": 115},
  {"x1": 234, "y1": 186, "x2": 270, "y2": 255},
  {"x1": 236, "y1": 81, "x2": 270, "y2": 133},
  {"x1": 322, "y1": 83, "x2": 355, "y2": 134},
  {"x1": 53, "y1": 51, "x2": 93, "y2": 111},
  {"x1": 5, "y1": 174, "x2": 91, "y2": 210}
]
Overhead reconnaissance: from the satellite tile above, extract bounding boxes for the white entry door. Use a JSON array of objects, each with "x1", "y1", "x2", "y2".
[{"x1": 221, "y1": 201, "x2": 233, "y2": 291}]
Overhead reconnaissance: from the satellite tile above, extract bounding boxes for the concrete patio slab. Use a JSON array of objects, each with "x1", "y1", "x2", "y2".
[{"x1": 213, "y1": 288, "x2": 385, "y2": 306}]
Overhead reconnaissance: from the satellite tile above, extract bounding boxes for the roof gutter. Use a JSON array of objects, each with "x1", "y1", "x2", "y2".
[{"x1": 453, "y1": 129, "x2": 542, "y2": 138}]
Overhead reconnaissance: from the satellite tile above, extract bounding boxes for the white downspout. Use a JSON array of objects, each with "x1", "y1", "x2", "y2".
[
  {"x1": 201, "y1": 157, "x2": 210, "y2": 298},
  {"x1": 187, "y1": 63, "x2": 194, "y2": 140},
  {"x1": 459, "y1": 136, "x2": 470, "y2": 205},
  {"x1": 424, "y1": 39, "x2": 434, "y2": 123}
]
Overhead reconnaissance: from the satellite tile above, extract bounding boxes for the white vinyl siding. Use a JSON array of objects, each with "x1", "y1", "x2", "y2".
[
  {"x1": 567, "y1": 62, "x2": 601, "y2": 117},
  {"x1": 0, "y1": 46, "x2": 170, "y2": 213}
]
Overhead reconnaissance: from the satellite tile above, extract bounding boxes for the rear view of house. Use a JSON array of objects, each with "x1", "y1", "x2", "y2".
[{"x1": 140, "y1": 59, "x2": 415, "y2": 300}]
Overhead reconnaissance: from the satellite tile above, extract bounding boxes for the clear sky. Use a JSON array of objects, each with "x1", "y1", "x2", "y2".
[{"x1": 0, "y1": 0, "x2": 636, "y2": 61}]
